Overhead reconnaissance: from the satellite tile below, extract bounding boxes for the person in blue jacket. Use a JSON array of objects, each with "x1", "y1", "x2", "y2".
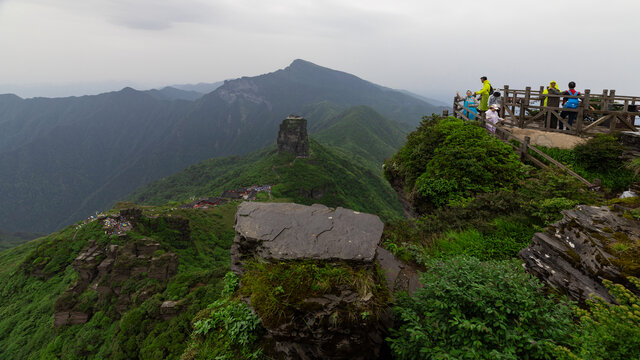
[{"x1": 457, "y1": 90, "x2": 478, "y2": 120}]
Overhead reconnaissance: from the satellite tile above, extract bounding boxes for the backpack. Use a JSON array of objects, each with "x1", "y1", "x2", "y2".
[
  {"x1": 488, "y1": 84, "x2": 494, "y2": 95},
  {"x1": 565, "y1": 89, "x2": 580, "y2": 109}
]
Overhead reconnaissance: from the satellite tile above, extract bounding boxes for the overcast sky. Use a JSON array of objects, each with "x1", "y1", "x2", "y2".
[{"x1": 0, "y1": 0, "x2": 638, "y2": 101}]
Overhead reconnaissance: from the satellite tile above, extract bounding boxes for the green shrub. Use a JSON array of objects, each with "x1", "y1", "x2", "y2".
[
  {"x1": 553, "y1": 277, "x2": 640, "y2": 360},
  {"x1": 534, "y1": 144, "x2": 633, "y2": 193},
  {"x1": 181, "y1": 272, "x2": 263, "y2": 360},
  {"x1": 388, "y1": 256, "x2": 575, "y2": 359},
  {"x1": 386, "y1": 116, "x2": 525, "y2": 209},
  {"x1": 574, "y1": 134, "x2": 624, "y2": 173},
  {"x1": 530, "y1": 197, "x2": 579, "y2": 225}
]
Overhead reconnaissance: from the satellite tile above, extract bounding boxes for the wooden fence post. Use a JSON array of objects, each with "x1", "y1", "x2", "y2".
[
  {"x1": 442, "y1": 109, "x2": 449, "y2": 117},
  {"x1": 609, "y1": 89, "x2": 617, "y2": 132},
  {"x1": 601, "y1": 89, "x2": 608, "y2": 111},
  {"x1": 500, "y1": 85, "x2": 508, "y2": 118},
  {"x1": 577, "y1": 89, "x2": 590, "y2": 134},
  {"x1": 520, "y1": 87, "x2": 531, "y2": 128},
  {"x1": 520, "y1": 136, "x2": 530, "y2": 161},
  {"x1": 511, "y1": 89, "x2": 517, "y2": 127},
  {"x1": 452, "y1": 96, "x2": 458, "y2": 119}
]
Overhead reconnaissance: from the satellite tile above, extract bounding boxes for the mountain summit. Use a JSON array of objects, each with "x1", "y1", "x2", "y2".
[{"x1": 0, "y1": 60, "x2": 437, "y2": 235}]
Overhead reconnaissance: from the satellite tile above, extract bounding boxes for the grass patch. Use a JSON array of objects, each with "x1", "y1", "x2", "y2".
[{"x1": 239, "y1": 260, "x2": 390, "y2": 327}]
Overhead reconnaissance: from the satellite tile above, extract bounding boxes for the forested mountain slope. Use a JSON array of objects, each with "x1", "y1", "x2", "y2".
[{"x1": 0, "y1": 60, "x2": 436, "y2": 235}]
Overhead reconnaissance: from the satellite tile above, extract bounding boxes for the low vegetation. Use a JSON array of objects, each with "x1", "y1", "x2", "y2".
[
  {"x1": 0, "y1": 203, "x2": 237, "y2": 360},
  {"x1": 533, "y1": 134, "x2": 634, "y2": 192},
  {"x1": 561, "y1": 277, "x2": 640, "y2": 359},
  {"x1": 382, "y1": 116, "x2": 600, "y2": 264},
  {"x1": 382, "y1": 116, "x2": 639, "y2": 359},
  {"x1": 239, "y1": 260, "x2": 390, "y2": 327},
  {"x1": 181, "y1": 273, "x2": 263, "y2": 360},
  {"x1": 388, "y1": 257, "x2": 575, "y2": 359},
  {"x1": 130, "y1": 139, "x2": 404, "y2": 221}
]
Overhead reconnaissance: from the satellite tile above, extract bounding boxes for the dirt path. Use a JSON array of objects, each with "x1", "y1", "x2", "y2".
[{"x1": 509, "y1": 128, "x2": 587, "y2": 149}]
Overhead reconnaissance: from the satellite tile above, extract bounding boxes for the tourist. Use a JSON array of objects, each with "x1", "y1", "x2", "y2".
[
  {"x1": 489, "y1": 91, "x2": 502, "y2": 108},
  {"x1": 457, "y1": 90, "x2": 478, "y2": 120},
  {"x1": 485, "y1": 104, "x2": 502, "y2": 133},
  {"x1": 560, "y1": 81, "x2": 581, "y2": 130},
  {"x1": 542, "y1": 81, "x2": 562, "y2": 128},
  {"x1": 475, "y1": 76, "x2": 492, "y2": 113}
]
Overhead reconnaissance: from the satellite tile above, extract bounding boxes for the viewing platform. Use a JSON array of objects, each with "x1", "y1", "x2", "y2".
[{"x1": 451, "y1": 86, "x2": 639, "y2": 135}]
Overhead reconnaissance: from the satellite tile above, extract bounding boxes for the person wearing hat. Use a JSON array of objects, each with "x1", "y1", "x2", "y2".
[
  {"x1": 542, "y1": 81, "x2": 562, "y2": 128},
  {"x1": 475, "y1": 76, "x2": 492, "y2": 112},
  {"x1": 485, "y1": 104, "x2": 502, "y2": 133},
  {"x1": 489, "y1": 91, "x2": 502, "y2": 108}
]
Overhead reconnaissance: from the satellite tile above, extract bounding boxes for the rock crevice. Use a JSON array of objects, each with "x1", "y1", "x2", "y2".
[{"x1": 520, "y1": 204, "x2": 640, "y2": 303}]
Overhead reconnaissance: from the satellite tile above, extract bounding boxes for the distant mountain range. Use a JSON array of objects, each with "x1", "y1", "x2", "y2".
[{"x1": 0, "y1": 59, "x2": 441, "y2": 234}]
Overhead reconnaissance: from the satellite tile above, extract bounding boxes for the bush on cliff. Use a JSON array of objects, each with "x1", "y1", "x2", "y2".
[
  {"x1": 385, "y1": 116, "x2": 525, "y2": 210},
  {"x1": 181, "y1": 272, "x2": 263, "y2": 360},
  {"x1": 574, "y1": 134, "x2": 625, "y2": 173},
  {"x1": 388, "y1": 256, "x2": 575, "y2": 360},
  {"x1": 533, "y1": 136, "x2": 633, "y2": 192},
  {"x1": 382, "y1": 116, "x2": 602, "y2": 265}
]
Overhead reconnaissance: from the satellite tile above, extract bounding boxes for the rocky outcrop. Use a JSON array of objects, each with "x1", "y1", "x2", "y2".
[
  {"x1": 53, "y1": 209, "x2": 181, "y2": 327},
  {"x1": 231, "y1": 202, "x2": 383, "y2": 273},
  {"x1": 277, "y1": 116, "x2": 309, "y2": 156},
  {"x1": 375, "y1": 246, "x2": 422, "y2": 296},
  {"x1": 232, "y1": 202, "x2": 398, "y2": 360},
  {"x1": 519, "y1": 204, "x2": 640, "y2": 304}
]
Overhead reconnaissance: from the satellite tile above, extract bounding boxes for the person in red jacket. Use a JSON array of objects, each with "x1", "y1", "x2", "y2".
[{"x1": 560, "y1": 81, "x2": 580, "y2": 130}]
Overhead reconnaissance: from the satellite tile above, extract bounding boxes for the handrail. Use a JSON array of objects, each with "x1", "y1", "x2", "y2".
[{"x1": 451, "y1": 86, "x2": 639, "y2": 135}]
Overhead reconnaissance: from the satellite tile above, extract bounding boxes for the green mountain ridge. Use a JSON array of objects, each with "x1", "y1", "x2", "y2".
[
  {"x1": 130, "y1": 105, "x2": 406, "y2": 220},
  {"x1": 130, "y1": 139, "x2": 404, "y2": 221},
  {"x1": 0, "y1": 60, "x2": 437, "y2": 234},
  {"x1": 0, "y1": 203, "x2": 238, "y2": 359}
]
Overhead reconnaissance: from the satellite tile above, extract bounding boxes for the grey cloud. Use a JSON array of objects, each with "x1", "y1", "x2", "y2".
[{"x1": 105, "y1": 0, "x2": 220, "y2": 30}]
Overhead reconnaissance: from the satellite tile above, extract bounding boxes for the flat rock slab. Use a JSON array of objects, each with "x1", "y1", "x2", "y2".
[{"x1": 233, "y1": 202, "x2": 383, "y2": 264}]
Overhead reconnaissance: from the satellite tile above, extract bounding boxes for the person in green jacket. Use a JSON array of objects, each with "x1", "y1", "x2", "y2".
[{"x1": 475, "y1": 76, "x2": 492, "y2": 111}]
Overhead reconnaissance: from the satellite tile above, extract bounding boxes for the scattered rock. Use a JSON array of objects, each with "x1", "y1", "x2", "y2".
[
  {"x1": 519, "y1": 204, "x2": 640, "y2": 303},
  {"x1": 160, "y1": 300, "x2": 181, "y2": 320}
]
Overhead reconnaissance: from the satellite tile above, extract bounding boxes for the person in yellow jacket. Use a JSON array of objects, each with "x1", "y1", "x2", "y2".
[
  {"x1": 542, "y1": 81, "x2": 561, "y2": 107},
  {"x1": 475, "y1": 76, "x2": 491, "y2": 111},
  {"x1": 542, "y1": 81, "x2": 562, "y2": 128}
]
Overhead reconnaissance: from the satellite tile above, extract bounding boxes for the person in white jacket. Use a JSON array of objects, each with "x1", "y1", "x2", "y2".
[{"x1": 485, "y1": 104, "x2": 502, "y2": 133}]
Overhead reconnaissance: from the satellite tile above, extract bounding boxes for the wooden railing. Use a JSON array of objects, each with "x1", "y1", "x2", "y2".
[{"x1": 451, "y1": 87, "x2": 639, "y2": 135}]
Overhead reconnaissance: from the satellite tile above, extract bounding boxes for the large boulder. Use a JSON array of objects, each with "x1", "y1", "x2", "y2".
[
  {"x1": 232, "y1": 202, "x2": 395, "y2": 360},
  {"x1": 231, "y1": 202, "x2": 383, "y2": 273},
  {"x1": 519, "y1": 204, "x2": 640, "y2": 303}
]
